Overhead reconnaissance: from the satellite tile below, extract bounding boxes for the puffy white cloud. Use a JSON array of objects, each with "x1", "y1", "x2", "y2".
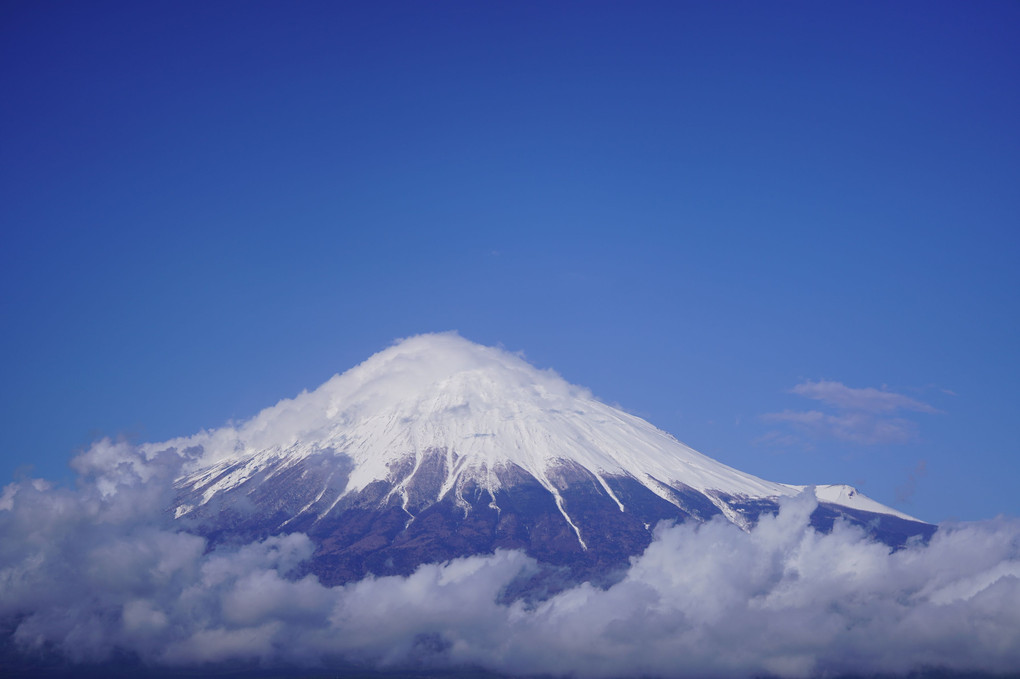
[{"x1": 1, "y1": 442, "x2": 1018, "y2": 677}]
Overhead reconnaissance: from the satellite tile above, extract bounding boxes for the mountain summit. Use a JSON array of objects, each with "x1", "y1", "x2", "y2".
[{"x1": 171, "y1": 333, "x2": 933, "y2": 585}]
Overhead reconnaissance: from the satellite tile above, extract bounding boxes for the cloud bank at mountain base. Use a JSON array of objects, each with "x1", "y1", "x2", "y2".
[{"x1": 2, "y1": 440, "x2": 1018, "y2": 678}]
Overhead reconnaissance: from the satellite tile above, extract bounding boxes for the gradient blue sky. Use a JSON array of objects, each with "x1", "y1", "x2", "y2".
[{"x1": 1, "y1": 1, "x2": 1017, "y2": 523}]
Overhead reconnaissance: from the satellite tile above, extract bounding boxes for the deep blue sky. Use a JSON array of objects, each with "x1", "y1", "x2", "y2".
[{"x1": 2, "y1": 1, "x2": 1017, "y2": 522}]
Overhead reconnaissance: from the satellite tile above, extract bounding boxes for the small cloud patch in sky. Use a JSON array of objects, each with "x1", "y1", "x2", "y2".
[
  {"x1": 790, "y1": 380, "x2": 941, "y2": 414},
  {"x1": 761, "y1": 381, "x2": 941, "y2": 447}
]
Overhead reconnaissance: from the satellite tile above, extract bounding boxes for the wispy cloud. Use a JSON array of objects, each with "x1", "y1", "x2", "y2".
[
  {"x1": 761, "y1": 409, "x2": 919, "y2": 445},
  {"x1": 896, "y1": 459, "x2": 929, "y2": 504},
  {"x1": 761, "y1": 380, "x2": 941, "y2": 447},
  {"x1": 790, "y1": 380, "x2": 940, "y2": 414}
]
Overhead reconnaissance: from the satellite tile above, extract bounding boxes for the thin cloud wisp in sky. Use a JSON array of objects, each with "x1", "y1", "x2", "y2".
[
  {"x1": 761, "y1": 381, "x2": 941, "y2": 447},
  {"x1": 791, "y1": 380, "x2": 941, "y2": 414}
]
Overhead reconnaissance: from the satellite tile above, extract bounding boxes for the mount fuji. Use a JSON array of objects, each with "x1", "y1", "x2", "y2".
[{"x1": 167, "y1": 333, "x2": 933, "y2": 587}]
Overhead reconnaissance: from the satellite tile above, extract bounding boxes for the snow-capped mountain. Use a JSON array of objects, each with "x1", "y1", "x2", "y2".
[{"x1": 168, "y1": 333, "x2": 933, "y2": 585}]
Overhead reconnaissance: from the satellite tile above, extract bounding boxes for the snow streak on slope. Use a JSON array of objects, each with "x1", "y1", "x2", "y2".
[{"x1": 165, "y1": 333, "x2": 912, "y2": 525}]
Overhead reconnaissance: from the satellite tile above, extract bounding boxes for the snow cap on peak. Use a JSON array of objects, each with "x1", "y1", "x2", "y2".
[
  {"x1": 155, "y1": 333, "x2": 917, "y2": 525},
  {"x1": 162, "y1": 332, "x2": 797, "y2": 505},
  {"x1": 152, "y1": 333, "x2": 590, "y2": 471},
  {"x1": 340, "y1": 332, "x2": 588, "y2": 407}
]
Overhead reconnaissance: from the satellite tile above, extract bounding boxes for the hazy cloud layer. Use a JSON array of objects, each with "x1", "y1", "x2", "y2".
[
  {"x1": 761, "y1": 409, "x2": 920, "y2": 445},
  {"x1": 761, "y1": 381, "x2": 941, "y2": 446},
  {"x1": 1, "y1": 441, "x2": 1018, "y2": 678},
  {"x1": 790, "y1": 381, "x2": 939, "y2": 414},
  {"x1": 896, "y1": 459, "x2": 929, "y2": 504}
]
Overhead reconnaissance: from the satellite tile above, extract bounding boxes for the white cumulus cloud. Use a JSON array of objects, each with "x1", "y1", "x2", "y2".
[{"x1": 1, "y1": 440, "x2": 1018, "y2": 677}]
